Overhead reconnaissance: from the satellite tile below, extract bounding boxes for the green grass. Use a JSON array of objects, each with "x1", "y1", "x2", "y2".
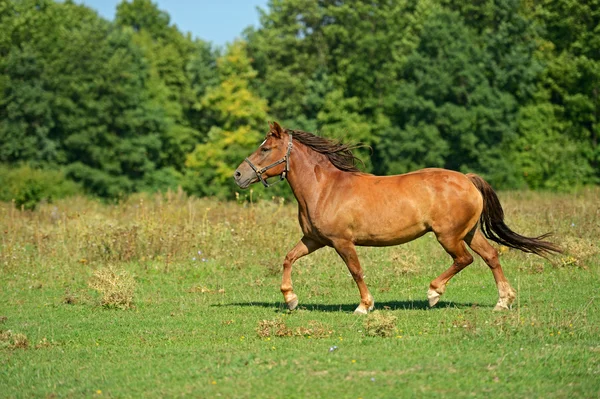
[{"x1": 1, "y1": 190, "x2": 599, "y2": 398}]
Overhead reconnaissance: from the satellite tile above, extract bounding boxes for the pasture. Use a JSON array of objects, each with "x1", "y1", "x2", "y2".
[{"x1": 1, "y1": 189, "x2": 599, "y2": 398}]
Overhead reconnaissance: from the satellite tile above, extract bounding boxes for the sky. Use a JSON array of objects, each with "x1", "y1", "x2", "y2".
[{"x1": 77, "y1": 0, "x2": 270, "y2": 47}]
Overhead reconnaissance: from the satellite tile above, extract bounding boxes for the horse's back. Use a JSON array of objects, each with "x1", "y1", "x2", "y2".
[
  {"x1": 332, "y1": 168, "x2": 483, "y2": 245},
  {"x1": 356, "y1": 168, "x2": 481, "y2": 200}
]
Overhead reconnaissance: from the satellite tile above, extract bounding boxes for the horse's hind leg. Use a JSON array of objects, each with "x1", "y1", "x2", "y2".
[
  {"x1": 281, "y1": 236, "x2": 324, "y2": 310},
  {"x1": 466, "y1": 230, "x2": 516, "y2": 311},
  {"x1": 428, "y1": 235, "x2": 474, "y2": 307}
]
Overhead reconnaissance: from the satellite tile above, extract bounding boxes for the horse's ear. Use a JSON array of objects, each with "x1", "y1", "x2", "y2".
[
  {"x1": 268, "y1": 121, "x2": 273, "y2": 130},
  {"x1": 272, "y1": 121, "x2": 283, "y2": 138}
]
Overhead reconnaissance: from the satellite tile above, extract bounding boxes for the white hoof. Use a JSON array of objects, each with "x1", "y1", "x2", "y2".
[
  {"x1": 428, "y1": 289, "x2": 441, "y2": 307},
  {"x1": 354, "y1": 306, "x2": 368, "y2": 315},
  {"x1": 286, "y1": 294, "x2": 298, "y2": 311},
  {"x1": 493, "y1": 297, "x2": 512, "y2": 311}
]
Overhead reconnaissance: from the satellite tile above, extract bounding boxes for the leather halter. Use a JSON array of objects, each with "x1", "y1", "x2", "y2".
[{"x1": 244, "y1": 133, "x2": 293, "y2": 188}]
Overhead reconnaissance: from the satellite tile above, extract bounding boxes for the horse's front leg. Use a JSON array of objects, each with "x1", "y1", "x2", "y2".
[
  {"x1": 333, "y1": 240, "x2": 374, "y2": 314},
  {"x1": 281, "y1": 236, "x2": 323, "y2": 310}
]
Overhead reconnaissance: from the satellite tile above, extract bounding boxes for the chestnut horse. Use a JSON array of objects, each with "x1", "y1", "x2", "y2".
[{"x1": 234, "y1": 122, "x2": 561, "y2": 314}]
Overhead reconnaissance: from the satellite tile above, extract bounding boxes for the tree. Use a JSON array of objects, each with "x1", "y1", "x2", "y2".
[
  {"x1": 115, "y1": 0, "x2": 218, "y2": 173},
  {"x1": 0, "y1": 0, "x2": 171, "y2": 198},
  {"x1": 183, "y1": 41, "x2": 269, "y2": 198},
  {"x1": 376, "y1": 8, "x2": 524, "y2": 187},
  {"x1": 245, "y1": 0, "x2": 432, "y2": 167},
  {"x1": 524, "y1": 0, "x2": 600, "y2": 186}
]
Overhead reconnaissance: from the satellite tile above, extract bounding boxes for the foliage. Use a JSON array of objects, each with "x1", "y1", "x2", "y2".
[
  {"x1": 0, "y1": 164, "x2": 81, "y2": 210},
  {"x1": 523, "y1": 0, "x2": 600, "y2": 186},
  {"x1": 0, "y1": 0, "x2": 214, "y2": 198},
  {"x1": 183, "y1": 41, "x2": 268, "y2": 199},
  {"x1": 377, "y1": 4, "x2": 539, "y2": 189}
]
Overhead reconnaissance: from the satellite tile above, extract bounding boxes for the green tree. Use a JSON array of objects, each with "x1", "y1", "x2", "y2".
[
  {"x1": 376, "y1": 8, "x2": 525, "y2": 187},
  {"x1": 0, "y1": 0, "x2": 60, "y2": 165},
  {"x1": 184, "y1": 41, "x2": 269, "y2": 198},
  {"x1": 0, "y1": 0, "x2": 171, "y2": 198},
  {"x1": 115, "y1": 0, "x2": 218, "y2": 173},
  {"x1": 524, "y1": 0, "x2": 600, "y2": 186},
  {"x1": 245, "y1": 0, "x2": 433, "y2": 165}
]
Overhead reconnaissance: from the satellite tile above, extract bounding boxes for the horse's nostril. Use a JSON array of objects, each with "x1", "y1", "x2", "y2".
[{"x1": 234, "y1": 170, "x2": 241, "y2": 179}]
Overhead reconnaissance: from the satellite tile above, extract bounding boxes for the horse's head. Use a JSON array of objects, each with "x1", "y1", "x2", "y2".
[{"x1": 234, "y1": 121, "x2": 293, "y2": 189}]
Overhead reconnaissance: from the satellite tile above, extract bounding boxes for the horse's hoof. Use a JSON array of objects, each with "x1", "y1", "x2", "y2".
[
  {"x1": 354, "y1": 306, "x2": 368, "y2": 315},
  {"x1": 286, "y1": 295, "x2": 298, "y2": 311},
  {"x1": 427, "y1": 289, "x2": 441, "y2": 307},
  {"x1": 493, "y1": 302, "x2": 510, "y2": 312}
]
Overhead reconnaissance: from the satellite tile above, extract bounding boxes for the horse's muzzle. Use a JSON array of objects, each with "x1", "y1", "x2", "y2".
[{"x1": 233, "y1": 169, "x2": 255, "y2": 189}]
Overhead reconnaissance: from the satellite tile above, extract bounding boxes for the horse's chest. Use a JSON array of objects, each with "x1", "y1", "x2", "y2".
[
  {"x1": 297, "y1": 210, "x2": 317, "y2": 236},
  {"x1": 297, "y1": 208, "x2": 344, "y2": 243}
]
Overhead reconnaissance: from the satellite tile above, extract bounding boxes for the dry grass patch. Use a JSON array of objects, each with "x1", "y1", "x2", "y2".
[
  {"x1": 257, "y1": 319, "x2": 293, "y2": 337},
  {"x1": 256, "y1": 319, "x2": 333, "y2": 338},
  {"x1": 364, "y1": 311, "x2": 397, "y2": 337},
  {"x1": 559, "y1": 236, "x2": 599, "y2": 269},
  {"x1": 88, "y1": 265, "x2": 136, "y2": 309},
  {"x1": 0, "y1": 330, "x2": 29, "y2": 349}
]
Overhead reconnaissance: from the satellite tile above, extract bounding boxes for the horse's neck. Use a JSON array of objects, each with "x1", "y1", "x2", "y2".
[{"x1": 286, "y1": 145, "x2": 340, "y2": 209}]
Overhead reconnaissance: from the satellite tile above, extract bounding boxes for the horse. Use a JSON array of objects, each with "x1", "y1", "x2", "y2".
[{"x1": 233, "y1": 121, "x2": 561, "y2": 314}]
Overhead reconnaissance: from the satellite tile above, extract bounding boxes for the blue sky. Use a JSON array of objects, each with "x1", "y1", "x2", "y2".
[{"x1": 77, "y1": 0, "x2": 270, "y2": 47}]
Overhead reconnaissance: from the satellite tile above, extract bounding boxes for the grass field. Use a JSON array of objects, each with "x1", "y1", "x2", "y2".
[{"x1": 1, "y1": 189, "x2": 599, "y2": 398}]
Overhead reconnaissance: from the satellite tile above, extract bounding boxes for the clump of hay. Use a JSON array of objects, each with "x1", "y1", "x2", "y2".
[
  {"x1": 256, "y1": 319, "x2": 333, "y2": 338},
  {"x1": 0, "y1": 330, "x2": 29, "y2": 349},
  {"x1": 364, "y1": 311, "x2": 397, "y2": 337},
  {"x1": 295, "y1": 321, "x2": 334, "y2": 338},
  {"x1": 88, "y1": 265, "x2": 136, "y2": 309},
  {"x1": 256, "y1": 319, "x2": 293, "y2": 337}
]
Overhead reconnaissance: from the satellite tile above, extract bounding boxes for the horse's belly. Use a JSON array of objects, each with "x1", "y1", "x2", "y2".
[{"x1": 353, "y1": 221, "x2": 430, "y2": 247}]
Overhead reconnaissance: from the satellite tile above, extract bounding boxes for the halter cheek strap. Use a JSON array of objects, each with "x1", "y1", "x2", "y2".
[{"x1": 244, "y1": 133, "x2": 293, "y2": 188}]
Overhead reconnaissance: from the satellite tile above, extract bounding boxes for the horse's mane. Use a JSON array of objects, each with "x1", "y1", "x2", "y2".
[{"x1": 284, "y1": 129, "x2": 365, "y2": 172}]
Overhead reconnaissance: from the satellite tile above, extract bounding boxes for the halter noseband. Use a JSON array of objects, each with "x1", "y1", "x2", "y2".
[{"x1": 244, "y1": 133, "x2": 293, "y2": 188}]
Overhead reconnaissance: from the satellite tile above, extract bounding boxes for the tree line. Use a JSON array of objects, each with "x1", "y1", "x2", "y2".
[{"x1": 0, "y1": 0, "x2": 598, "y2": 207}]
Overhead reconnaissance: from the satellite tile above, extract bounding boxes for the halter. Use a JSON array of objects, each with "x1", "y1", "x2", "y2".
[{"x1": 244, "y1": 133, "x2": 293, "y2": 188}]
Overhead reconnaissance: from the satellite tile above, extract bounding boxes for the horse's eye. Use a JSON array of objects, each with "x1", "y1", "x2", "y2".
[{"x1": 261, "y1": 147, "x2": 271, "y2": 153}]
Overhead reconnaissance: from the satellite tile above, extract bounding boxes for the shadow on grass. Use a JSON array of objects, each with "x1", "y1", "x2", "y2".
[{"x1": 213, "y1": 300, "x2": 488, "y2": 312}]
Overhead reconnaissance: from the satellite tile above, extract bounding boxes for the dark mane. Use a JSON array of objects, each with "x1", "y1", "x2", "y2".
[{"x1": 284, "y1": 129, "x2": 365, "y2": 172}]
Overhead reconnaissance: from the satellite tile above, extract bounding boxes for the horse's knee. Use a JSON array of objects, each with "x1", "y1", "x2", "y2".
[
  {"x1": 456, "y1": 252, "x2": 474, "y2": 269},
  {"x1": 283, "y1": 255, "x2": 293, "y2": 269}
]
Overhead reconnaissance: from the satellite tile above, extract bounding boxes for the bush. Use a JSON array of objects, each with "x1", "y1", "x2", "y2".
[
  {"x1": 0, "y1": 164, "x2": 82, "y2": 210},
  {"x1": 139, "y1": 167, "x2": 183, "y2": 194}
]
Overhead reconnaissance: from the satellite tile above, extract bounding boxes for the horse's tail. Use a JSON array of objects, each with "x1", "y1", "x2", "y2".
[{"x1": 467, "y1": 173, "x2": 562, "y2": 257}]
